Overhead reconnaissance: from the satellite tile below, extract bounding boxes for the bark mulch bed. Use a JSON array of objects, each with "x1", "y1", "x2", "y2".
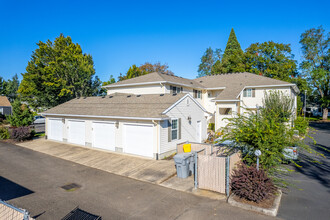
[{"x1": 233, "y1": 193, "x2": 276, "y2": 209}]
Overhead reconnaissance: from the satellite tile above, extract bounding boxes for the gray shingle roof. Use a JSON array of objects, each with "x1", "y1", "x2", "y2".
[
  {"x1": 104, "y1": 72, "x2": 204, "y2": 88},
  {"x1": 43, "y1": 93, "x2": 186, "y2": 119},
  {"x1": 195, "y1": 72, "x2": 295, "y2": 100}
]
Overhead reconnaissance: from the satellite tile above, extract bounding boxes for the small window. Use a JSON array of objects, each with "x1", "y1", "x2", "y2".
[
  {"x1": 171, "y1": 119, "x2": 178, "y2": 140},
  {"x1": 170, "y1": 85, "x2": 182, "y2": 94},
  {"x1": 219, "y1": 108, "x2": 232, "y2": 115},
  {"x1": 243, "y1": 88, "x2": 255, "y2": 97},
  {"x1": 193, "y1": 90, "x2": 201, "y2": 99}
]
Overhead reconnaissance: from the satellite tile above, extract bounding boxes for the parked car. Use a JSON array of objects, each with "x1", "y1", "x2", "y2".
[
  {"x1": 215, "y1": 140, "x2": 298, "y2": 160},
  {"x1": 34, "y1": 116, "x2": 45, "y2": 124}
]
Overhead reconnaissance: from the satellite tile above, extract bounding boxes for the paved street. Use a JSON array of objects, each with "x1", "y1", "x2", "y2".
[
  {"x1": 278, "y1": 122, "x2": 330, "y2": 220},
  {"x1": 0, "y1": 142, "x2": 272, "y2": 220}
]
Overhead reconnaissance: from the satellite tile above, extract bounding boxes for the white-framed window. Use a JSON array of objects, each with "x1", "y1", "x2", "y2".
[
  {"x1": 243, "y1": 88, "x2": 255, "y2": 97},
  {"x1": 171, "y1": 119, "x2": 178, "y2": 140},
  {"x1": 193, "y1": 90, "x2": 202, "y2": 99},
  {"x1": 170, "y1": 86, "x2": 182, "y2": 94}
]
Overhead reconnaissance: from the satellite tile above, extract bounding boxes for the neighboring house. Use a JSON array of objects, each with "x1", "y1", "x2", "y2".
[
  {"x1": 0, "y1": 96, "x2": 12, "y2": 116},
  {"x1": 104, "y1": 72, "x2": 299, "y2": 130},
  {"x1": 42, "y1": 93, "x2": 209, "y2": 159}
]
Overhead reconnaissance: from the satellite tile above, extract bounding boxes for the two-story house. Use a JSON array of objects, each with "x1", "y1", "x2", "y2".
[{"x1": 104, "y1": 72, "x2": 299, "y2": 130}]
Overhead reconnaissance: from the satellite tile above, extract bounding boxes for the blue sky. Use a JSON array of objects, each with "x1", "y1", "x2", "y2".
[{"x1": 0, "y1": 0, "x2": 329, "y2": 82}]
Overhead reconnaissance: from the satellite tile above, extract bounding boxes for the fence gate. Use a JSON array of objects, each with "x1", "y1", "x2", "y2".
[{"x1": 197, "y1": 155, "x2": 227, "y2": 193}]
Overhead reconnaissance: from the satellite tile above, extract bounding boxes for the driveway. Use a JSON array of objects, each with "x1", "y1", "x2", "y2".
[
  {"x1": 0, "y1": 142, "x2": 273, "y2": 220},
  {"x1": 16, "y1": 138, "x2": 176, "y2": 184},
  {"x1": 278, "y1": 122, "x2": 330, "y2": 219}
]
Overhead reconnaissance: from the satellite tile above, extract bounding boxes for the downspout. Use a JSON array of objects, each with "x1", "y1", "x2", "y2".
[{"x1": 152, "y1": 120, "x2": 159, "y2": 160}]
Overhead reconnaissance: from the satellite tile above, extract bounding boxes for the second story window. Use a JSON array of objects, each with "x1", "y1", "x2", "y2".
[
  {"x1": 243, "y1": 88, "x2": 255, "y2": 97},
  {"x1": 193, "y1": 90, "x2": 202, "y2": 99},
  {"x1": 170, "y1": 86, "x2": 182, "y2": 94}
]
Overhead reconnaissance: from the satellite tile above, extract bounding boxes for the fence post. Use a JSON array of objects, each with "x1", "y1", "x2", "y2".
[
  {"x1": 226, "y1": 156, "x2": 229, "y2": 197},
  {"x1": 194, "y1": 151, "x2": 198, "y2": 189}
]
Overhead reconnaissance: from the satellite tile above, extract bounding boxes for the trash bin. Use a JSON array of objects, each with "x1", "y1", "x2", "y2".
[{"x1": 174, "y1": 153, "x2": 192, "y2": 178}]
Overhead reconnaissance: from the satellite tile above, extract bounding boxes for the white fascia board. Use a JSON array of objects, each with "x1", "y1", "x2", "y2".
[
  {"x1": 162, "y1": 93, "x2": 210, "y2": 115},
  {"x1": 213, "y1": 100, "x2": 241, "y2": 102},
  {"x1": 41, "y1": 113, "x2": 167, "y2": 121},
  {"x1": 102, "y1": 81, "x2": 166, "y2": 88},
  {"x1": 236, "y1": 84, "x2": 297, "y2": 99},
  {"x1": 103, "y1": 81, "x2": 205, "y2": 90},
  {"x1": 205, "y1": 87, "x2": 226, "y2": 90}
]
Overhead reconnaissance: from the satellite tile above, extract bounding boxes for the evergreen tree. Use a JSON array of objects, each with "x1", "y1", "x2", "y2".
[
  {"x1": 212, "y1": 28, "x2": 246, "y2": 74},
  {"x1": 7, "y1": 100, "x2": 34, "y2": 127},
  {"x1": 5, "y1": 74, "x2": 20, "y2": 101}
]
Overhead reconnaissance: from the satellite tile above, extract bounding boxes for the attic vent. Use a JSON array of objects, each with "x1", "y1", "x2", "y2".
[
  {"x1": 137, "y1": 95, "x2": 141, "y2": 97},
  {"x1": 109, "y1": 96, "x2": 113, "y2": 98},
  {"x1": 127, "y1": 95, "x2": 131, "y2": 98},
  {"x1": 160, "y1": 94, "x2": 164, "y2": 96}
]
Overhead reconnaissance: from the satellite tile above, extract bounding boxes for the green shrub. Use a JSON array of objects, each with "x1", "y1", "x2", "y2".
[
  {"x1": 208, "y1": 123, "x2": 215, "y2": 131},
  {"x1": 0, "y1": 127, "x2": 10, "y2": 139},
  {"x1": 231, "y1": 163, "x2": 276, "y2": 203},
  {"x1": 294, "y1": 116, "x2": 309, "y2": 136}
]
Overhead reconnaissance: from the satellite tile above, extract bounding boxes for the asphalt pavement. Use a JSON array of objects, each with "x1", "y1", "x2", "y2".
[
  {"x1": 0, "y1": 141, "x2": 272, "y2": 220},
  {"x1": 278, "y1": 122, "x2": 330, "y2": 220}
]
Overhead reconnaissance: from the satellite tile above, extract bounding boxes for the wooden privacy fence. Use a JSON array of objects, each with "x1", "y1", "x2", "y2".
[
  {"x1": 197, "y1": 155, "x2": 227, "y2": 193},
  {"x1": 197, "y1": 152, "x2": 241, "y2": 194},
  {"x1": 176, "y1": 142, "x2": 241, "y2": 195}
]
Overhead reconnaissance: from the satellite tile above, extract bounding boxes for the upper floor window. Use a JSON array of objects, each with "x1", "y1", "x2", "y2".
[
  {"x1": 219, "y1": 108, "x2": 232, "y2": 115},
  {"x1": 193, "y1": 89, "x2": 202, "y2": 99},
  {"x1": 170, "y1": 85, "x2": 183, "y2": 94},
  {"x1": 243, "y1": 88, "x2": 255, "y2": 97}
]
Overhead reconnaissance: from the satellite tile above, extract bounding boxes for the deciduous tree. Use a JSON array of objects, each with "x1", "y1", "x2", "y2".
[
  {"x1": 197, "y1": 47, "x2": 221, "y2": 77},
  {"x1": 300, "y1": 26, "x2": 330, "y2": 120},
  {"x1": 18, "y1": 34, "x2": 97, "y2": 108},
  {"x1": 245, "y1": 41, "x2": 298, "y2": 81}
]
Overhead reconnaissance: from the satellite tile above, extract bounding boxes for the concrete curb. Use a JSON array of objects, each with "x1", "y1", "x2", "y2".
[{"x1": 227, "y1": 189, "x2": 282, "y2": 217}]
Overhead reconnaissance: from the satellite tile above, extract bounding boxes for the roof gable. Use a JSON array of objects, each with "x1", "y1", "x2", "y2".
[{"x1": 0, "y1": 96, "x2": 11, "y2": 107}]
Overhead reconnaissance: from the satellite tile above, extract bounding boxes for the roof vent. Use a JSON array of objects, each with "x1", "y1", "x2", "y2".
[
  {"x1": 83, "y1": 96, "x2": 87, "y2": 99},
  {"x1": 160, "y1": 94, "x2": 164, "y2": 96},
  {"x1": 127, "y1": 95, "x2": 131, "y2": 98},
  {"x1": 137, "y1": 95, "x2": 141, "y2": 97},
  {"x1": 190, "y1": 82, "x2": 193, "y2": 84},
  {"x1": 109, "y1": 96, "x2": 113, "y2": 98},
  {"x1": 172, "y1": 93, "x2": 177, "y2": 96},
  {"x1": 101, "y1": 96, "x2": 105, "y2": 98},
  {"x1": 199, "y1": 80, "x2": 203, "y2": 83}
]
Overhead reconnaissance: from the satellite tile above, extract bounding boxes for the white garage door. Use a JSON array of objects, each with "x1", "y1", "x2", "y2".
[
  {"x1": 68, "y1": 120, "x2": 85, "y2": 146},
  {"x1": 92, "y1": 122, "x2": 115, "y2": 151},
  {"x1": 48, "y1": 118, "x2": 63, "y2": 141},
  {"x1": 123, "y1": 123, "x2": 154, "y2": 158}
]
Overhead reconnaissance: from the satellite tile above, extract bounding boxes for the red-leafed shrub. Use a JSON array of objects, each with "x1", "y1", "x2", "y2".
[
  {"x1": 10, "y1": 126, "x2": 33, "y2": 142},
  {"x1": 231, "y1": 163, "x2": 276, "y2": 203}
]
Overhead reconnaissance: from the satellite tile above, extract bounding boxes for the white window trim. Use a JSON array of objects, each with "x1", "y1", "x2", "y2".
[
  {"x1": 171, "y1": 118, "x2": 178, "y2": 140},
  {"x1": 243, "y1": 88, "x2": 252, "y2": 97}
]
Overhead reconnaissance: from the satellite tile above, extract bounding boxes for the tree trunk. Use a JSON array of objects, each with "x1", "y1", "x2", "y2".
[{"x1": 323, "y1": 107, "x2": 328, "y2": 120}]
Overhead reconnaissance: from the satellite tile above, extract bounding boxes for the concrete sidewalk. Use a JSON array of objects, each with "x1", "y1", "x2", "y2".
[{"x1": 17, "y1": 138, "x2": 176, "y2": 185}]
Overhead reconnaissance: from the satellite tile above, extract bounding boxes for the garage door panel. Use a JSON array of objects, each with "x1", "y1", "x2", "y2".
[
  {"x1": 48, "y1": 119, "x2": 63, "y2": 141},
  {"x1": 68, "y1": 120, "x2": 85, "y2": 146},
  {"x1": 124, "y1": 124, "x2": 154, "y2": 158},
  {"x1": 92, "y1": 122, "x2": 115, "y2": 151}
]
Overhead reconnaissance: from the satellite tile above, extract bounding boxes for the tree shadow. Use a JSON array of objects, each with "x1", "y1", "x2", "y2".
[
  {"x1": 293, "y1": 141, "x2": 330, "y2": 190},
  {"x1": 309, "y1": 122, "x2": 330, "y2": 133},
  {"x1": 0, "y1": 176, "x2": 34, "y2": 201}
]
